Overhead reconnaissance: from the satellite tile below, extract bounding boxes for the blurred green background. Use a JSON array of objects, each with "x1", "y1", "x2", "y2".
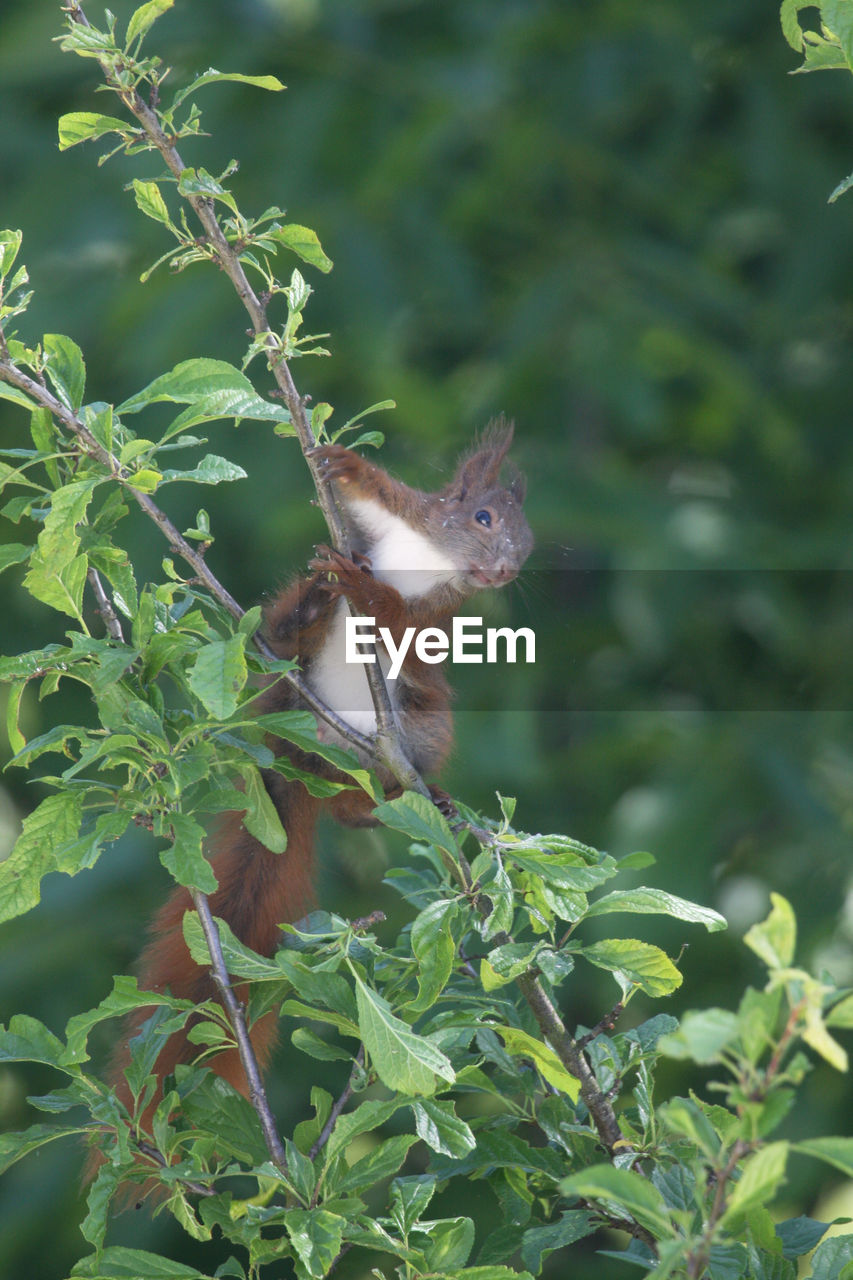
[{"x1": 1, "y1": 0, "x2": 853, "y2": 1274}]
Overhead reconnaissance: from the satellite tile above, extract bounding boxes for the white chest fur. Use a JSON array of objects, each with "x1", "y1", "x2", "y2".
[
  {"x1": 347, "y1": 497, "x2": 460, "y2": 598},
  {"x1": 308, "y1": 599, "x2": 380, "y2": 742}
]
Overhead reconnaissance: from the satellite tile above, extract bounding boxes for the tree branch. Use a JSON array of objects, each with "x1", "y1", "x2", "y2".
[
  {"x1": 87, "y1": 566, "x2": 124, "y2": 641},
  {"x1": 190, "y1": 889, "x2": 288, "y2": 1172}
]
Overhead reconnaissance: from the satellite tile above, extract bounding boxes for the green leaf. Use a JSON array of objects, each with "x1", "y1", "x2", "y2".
[
  {"x1": 0, "y1": 1123, "x2": 90, "y2": 1176},
  {"x1": 57, "y1": 111, "x2": 134, "y2": 150},
  {"x1": 492, "y1": 1025, "x2": 581, "y2": 1100},
  {"x1": 173, "y1": 68, "x2": 286, "y2": 110},
  {"x1": 126, "y1": 0, "x2": 174, "y2": 46},
  {"x1": 578, "y1": 938, "x2": 683, "y2": 998},
  {"x1": 334, "y1": 1133, "x2": 418, "y2": 1194},
  {"x1": 585, "y1": 887, "x2": 726, "y2": 931},
  {"x1": 520, "y1": 1212, "x2": 597, "y2": 1272},
  {"x1": 118, "y1": 357, "x2": 290, "y2": 431},
  {"x1": 291, "y1": 1027, "x2": 352, "y2": 1062},
  {"x1": 0, "y1": 1014, "x2": 67, "y2": 1067},
  {"x1": 177, "y1": 167, "x2": 238, "y2": 214},
  {"x1": 283, "y1": 1209, "x2": 345, "y2": 1280},
  {"x1": 824, "y1": 0, "x2": 853, "y2": 69},
  {"x1": 0, "y1": 229, "x2": 23, "y2": 279},
  {"x1": 0, "y1": 791, "x2": 83, "y2": 923},
  {"x1": 559, "y1": 1164, "x2": 675, "y2": 1238},
  {"x1": 131, "y1": 179, "x2": 173, "y2": 226},
  {"x1": 81, "y1": 1160, "x2": 121, "y2": 1250},
  {"x1": 775, "y1": 1216, "x2": 834, "y2": 1261},
  {"x1": 353, "y1": 971, "x2": 455, "y2": 1095},
  {"x1": 188, "y1": 635, "x2": 248, "y2": 719},
  {"x1": 827, "y1": 993, "x2": 853, "y2": 1028},
  {"x1": 828, "y1": 171, "x2": 853, "y2": 204},
  {"x1": 810, "y1": 1235, "x2": 853, "y2": 1280},
  {"x1": 372, "y1": 790, "x2": 459, "y2": 860},
  {"x1": 258, "y1": 710, "x2": 377, "y2": 796},
  {"x1": 124, "y1": 467, "x2": 162, "y2": 493},
  {"x1": 160, "y1": 812, "x2": 217, "y2": 893},
  {"x1": 23, "y1": 551, "x2": 88, "y2": 619},
  {"x1": 409, "y1": 899, "x2": 457, "y2": 1011},
  {"x1": 658, "y1": 1096, "x2": 723, "y2": 1158},
  {"x1": 5, "y1": 680, "x2": 25, "y2": 754},
  {"x1": 68, "y1": 1245, "x2": 211, "y2": 1278},
  {"x1": 722, "y1": 1142, "x2": 789, "y2": 1224},
  {"x1": 744, "y1": 893, "x2": 796, "y2": 970},
  {"x1": 268, "y1": 224, "x2": 333, "y2": 273},
  {"x1": 43, "y1": 333, "x2": 86, "y2": 411},
  {"x1": 411, "y1": 1098, "x2": 476, "y2": 1157},
  {"x1": 160, "y1": 453, "x2": 247, "y2": 485},
  {"x1": 657, "y1": 1008, "x2": 740, "y2": 1064},
  {"x1": 423, "y1": 1217, "x2": 475, "y2": 1272},
  {"x1": 183, "y1": 912, "x2": 281, "y2": 981},
  {"x1": 236, "y1": 763, "x2": 288, "y2": 854},
  {"x1": 793, "y1": 1136, "x2": 853, "y2": 1178}
]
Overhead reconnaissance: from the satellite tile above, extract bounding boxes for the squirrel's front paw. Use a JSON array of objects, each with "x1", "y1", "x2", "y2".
[
  {"x1": 309, "y1": 445, "x2": 366, "y2": 486},
  {"x1": 310, "y1": 545, "x2": 372, "y2": 593}
]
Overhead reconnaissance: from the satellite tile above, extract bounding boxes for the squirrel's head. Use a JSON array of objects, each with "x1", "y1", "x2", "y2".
[{"x1": 436, "y1": 417, "x2": 533, "y2": 593}]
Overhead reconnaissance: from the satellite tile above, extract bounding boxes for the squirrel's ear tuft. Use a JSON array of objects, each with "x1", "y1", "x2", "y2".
[{"x1": 451, "y1": 416, "x2": 515, "y2": 499}]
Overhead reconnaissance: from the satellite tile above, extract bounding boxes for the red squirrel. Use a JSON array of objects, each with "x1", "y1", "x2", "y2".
[{"x1": 115, "y1": 421, "x2": 533, "y2": 1110}]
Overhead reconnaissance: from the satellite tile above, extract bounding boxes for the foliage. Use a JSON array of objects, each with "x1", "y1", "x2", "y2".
[{"x1": 0, "y1": 3, "x2": 853, "y2": 1279}]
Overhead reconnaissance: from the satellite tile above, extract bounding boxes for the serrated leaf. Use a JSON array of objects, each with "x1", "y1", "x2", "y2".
[
  {"x1": 578, "y1": 938, "x2": 683, "y2": 998},
  {"x1": 810, "y1": 1234, "x2": 853, "y2": 1280},
  {"x1": 585, "y1": 887, "x2": 726, "y2": 931},
  {"x1": 284, "y1": 1209, "x2": 345, "y2": 1280},
  {"x1": 188, "y1": 635, "x2": 248, "y2": 719},
  {"x1": 236, "y1": 763, "x2": 287, "y2": 854},
  {"x1": 268, "y1": 224, "x2": 333, "y2": 273},
  {"x1": 131, "y1": 178, "x2": 172, "y2": 226},
  {"x1": 67, "y1": 1245, "x2": 210, "y2": 1277},
  {"x1": 160, "y1": 453, "x2": 247, "y2": 485},
  {"x1": 0, "y1": 1123, "x2": 90, "y2": 1176},
  {"x1": 794, "y1": 1136, "x2": 853, "y2": 1177},
  {"x1": 0, "y1": 229, "x2": 23, "y2": 279},
  {"x1": 372, "y1": 789, "x2": 459, "y2": 859},
  {"x1": 492, "y1": 1025, "x2": 581, "y2": 1099},
  {"x1": 0, "y1": 1014, "x2": 67, "y2": 1067},
  {"x1": 183, "y1": 912, "x2": 281, "y2": 981},
  {"x1": 409, "y1": 899, "x2": 457, "y2": 1011},
  {"x1": 334, "y1": 1133, "x2": 418, "y2": 1194},
  {"x1": 58, "y1": 111, "x2": 134, "y2": 150},
  {"x1": 657, "y1": 1008, "x2": 740, "y2": 1064},
  {"x1": 118, "y1": 357, "x2": 290, "y2": 432},
  {"x1": 126, "y1": 0, "x2": 173, "y2": 46},
  {"x1": 744, "y1": 893, "x2": 796, "y2": 970},
  {"x1": 722, "y1": 1142, "x2": 789, "y2": 1224},
  {"x1": 0, "y1": 791, "x2": 83, "y2": 923},
  {"x1": 411, "y1": 1098, "x2": 475, "y2": 1157},
  {"x1": 354, "y1": 972, "x2": 454, "y2": 1095},
  {"x1": 520, "y1": 1212, "x2": 597, "y2": 1272},
  {"x1": 559, "y1": 1164, "x2": 675, "y2": 1238},
  {"x1": 160, "y1": 812, "x2": 217, "y2": 892},
  {"x1": 775, "y1": 1216, "x2": 834, "y2": 1260},
  {"x1": 173, "y1": 68, "x2": 286, "y2": 111}
]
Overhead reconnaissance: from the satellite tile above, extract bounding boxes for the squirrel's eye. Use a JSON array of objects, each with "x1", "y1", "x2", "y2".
[{"x1": 475, "y1": 509, "x2": 492, "y2": 528}]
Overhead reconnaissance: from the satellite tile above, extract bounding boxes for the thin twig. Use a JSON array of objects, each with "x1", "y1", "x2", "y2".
[
  {"x1": 87, "y1": 566, "x2": 125, "y2": 641},
  {"x1": 307, "y1": 1045, "x2": 366, "y2": 1164},
  {"x1": 190, "y1": 889, "x2": 288, "y2": 1172}
]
